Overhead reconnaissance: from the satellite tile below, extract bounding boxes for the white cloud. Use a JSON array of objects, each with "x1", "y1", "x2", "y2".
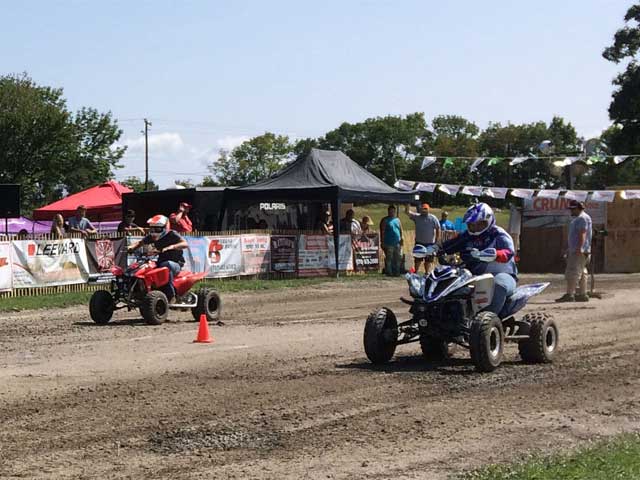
[
  {"x1": 216, "y1": 135, "x2": 249, "y2": 151},
  {"x1": 123, "y1": 132, "x2": 185, "y2": 154}
]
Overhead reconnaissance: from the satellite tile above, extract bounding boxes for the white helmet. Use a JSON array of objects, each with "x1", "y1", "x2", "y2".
[
  {"x1": 147, "y1": 214, "x2": 169, "y2": 240},
  {"x1": 463, "y1": 203, "x2": 495, "y2": 236}
]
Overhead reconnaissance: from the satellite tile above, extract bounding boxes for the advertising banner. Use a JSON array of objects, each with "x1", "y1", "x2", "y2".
[
  {"x1": 184, "y1": 236, "x2": 209, "y2": 274},
  {"x1": 270, "y1": 235, "x2": 297, "y2": 273},
  {"x1": 241, "y1": 234, "x2": 270, "y2": 275},
  {"x1": 206, "y1": 236, "x2": 242, "y2": 278},
  {"x1": 0, "y1": 241, "x2": 13, "y2": 292},
  {"x1": 523, "y1": 197, "x2": 606, "y2": 226},
  {"x1": 11, "y1": 238, "x2": 89, "y2": 288},
  {"x1": 328, "y1": 235, "x2": 354, "y2": 271},
  {"x1": 298, "y1": 234, "x2": 329, "y2": 277},
  {"x1": 353, "y1": 233, "x2": 380, "y2": 272},
  {"x1": 85, "y1": 238, "x2": 127, "y2": 283}
]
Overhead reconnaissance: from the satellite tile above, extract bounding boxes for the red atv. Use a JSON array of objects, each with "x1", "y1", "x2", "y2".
[{"x1": 89, "y1": 251, "x2": 221, "y2": 325}]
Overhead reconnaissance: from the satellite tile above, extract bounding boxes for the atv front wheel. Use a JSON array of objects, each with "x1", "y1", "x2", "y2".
[
  {"x1": 191, "y1": 288, "x2": 222, "y2": 322},
  {"x1": 469, "y1": 311, "x2": 504, "y2": 372},
  {"x1": 419, "y1": 335, "x2": 453, "y2": 361},
  {"x1": 518, "y1": 312, "x2": 559, "y2": 363},
  {"x1": 363, "y1": 307, "x2": 398, "y2": 365},
  {"x1": 141, "y1": 291, "x2": 169, "y2": 325},
  {"x1": 89, "y1": 290, "x2": 114, "y2": 325}
]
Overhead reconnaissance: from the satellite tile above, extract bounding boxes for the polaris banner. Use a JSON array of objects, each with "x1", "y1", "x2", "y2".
[
  {"x1": 353, "y1": 233, "x2": 380, "y2": 272},
  {"x1": 11, "y1": 239, "x2": 89, "y2": 288},
  {"x1": 270, "y1": 235, "x2": 297, "y2": 273},
  {"x1": 0, "y1": 241, "x2": 13, "y2": 292},
  {"x1": 206, "y1": 236, "x2": 242, "y2": 278},
  {"x1": 85, "y1": 238, "x2": 127, "y2": 283}
]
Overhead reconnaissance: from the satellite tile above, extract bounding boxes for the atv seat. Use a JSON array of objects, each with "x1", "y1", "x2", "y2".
[{"x1": 500, "y1": 283, "x2": 550, "y2": 318}]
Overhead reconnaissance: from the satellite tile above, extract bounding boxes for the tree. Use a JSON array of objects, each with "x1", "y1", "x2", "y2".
[
  {"x1": 318, "y1": 113, "x2": 432, "y2": 184},
  {"x1": 603, "y1": 3, "x2": 640, "y2": 153},
  {"x1": 174, "y1": 178, "x2": 195, "y2": 188},
  {"x1": 0, "y1": 73, "x2": 126, "y2": 212},
  {"x1": 207, "y1": 133, "x2": 293, "y2": 186},
  {"x1": 121, "y1": 176, "x2": 159, "y2": 193}
]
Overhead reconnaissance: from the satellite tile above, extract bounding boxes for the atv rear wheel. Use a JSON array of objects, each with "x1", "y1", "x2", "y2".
[
  {"x1": 363, "y1": 307, "x2": 398, "y2": 365},
  {"x1": 89, "y1": 290, "x2": 114, "y2": 325},
  {"x1": 518, "y1": 312, "x2": 559, "y2": 363},
  {"x1": 141, "y1": 291, "x2": 169, "y2": 325},
  {"x1": 469, "y1": 311, "x2": 504, "y2": 372},
  {"x1": 191, "y1": 288, "x2": 222, "y2": 322},
  {"x1": 419, "y1": 335, "x2": 453, "y2": 361}
]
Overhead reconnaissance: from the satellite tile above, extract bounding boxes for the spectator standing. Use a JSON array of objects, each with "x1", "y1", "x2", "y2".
[
  {"x1": 556, "y1": 200, "x2": 592, "y2": 303},
  {"x1": 361, "y1": 216, "x2": 374, "y2": 234},
  {"x1": 67, "y1": 205, "x2": 97, "y2": 237},
  {"x1": 169, "y1": 202, "x2": 193, "y2": 233},
  {"x1": 118, "y1": 209, "x2": 146, "y2": 235},
  {"x1": 316, "y1": 211, "x2": 333, "y2": 234},
  {"x1": 339, "y1": 209, "x2": 362, "y2": 236},
  {"x1": 380, "y1": 205, "x2": 403, "y2": 276},
  {"x1": 440, "y1": 211, "x2": 455, "y2": 231},
  {"x1": 50, "y1": 214, "x2": 66, "y2": 238},
  {"x1": 405, "y1": 203, "x2": 441, "y2": 273}
]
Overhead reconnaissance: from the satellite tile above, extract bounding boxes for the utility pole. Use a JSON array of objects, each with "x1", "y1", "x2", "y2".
[{"x1": 143, "y1": 118, "x2": 152, "y2": 191}]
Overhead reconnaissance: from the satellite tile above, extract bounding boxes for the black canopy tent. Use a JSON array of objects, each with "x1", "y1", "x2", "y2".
[{"x1": 220, "y1": 148, "x2": 416, "y2": 273}]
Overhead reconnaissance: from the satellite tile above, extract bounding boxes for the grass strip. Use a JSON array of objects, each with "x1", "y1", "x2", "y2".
[
  {"x1": 0, "y1": 273, "x2": 385, "y2": 312},
  {"x1": 459, "y1": 433, "x2": 640, "y2": 480}
]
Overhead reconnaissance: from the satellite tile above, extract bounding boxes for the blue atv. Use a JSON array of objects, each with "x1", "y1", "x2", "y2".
[{"x1": 364, "y1": 244, "x2": 559, "y2": 372}]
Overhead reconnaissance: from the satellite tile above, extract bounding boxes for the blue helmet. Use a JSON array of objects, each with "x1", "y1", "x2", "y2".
[{"x1": 463, "y1": 203, "x2": 495, "y2": 236}]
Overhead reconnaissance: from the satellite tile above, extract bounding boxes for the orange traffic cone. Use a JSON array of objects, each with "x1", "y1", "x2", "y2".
[{"x1": 193, "y1": 314, "x2": 214, "y2": 343}]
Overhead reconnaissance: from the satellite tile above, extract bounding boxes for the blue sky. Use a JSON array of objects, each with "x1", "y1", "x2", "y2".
[{"x1": 1, "y1": 0, "x2": 630, "y2": 187}]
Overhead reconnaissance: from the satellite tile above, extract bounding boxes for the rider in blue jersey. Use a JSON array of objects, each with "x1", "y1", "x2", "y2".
[{"x1": 441, "y1": 203, "x2": 517, "y2": 315}]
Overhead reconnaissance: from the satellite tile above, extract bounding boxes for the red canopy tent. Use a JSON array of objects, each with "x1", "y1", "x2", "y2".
[{"x1": 33, "y1": 181, "x2": 133, "y2": 222}]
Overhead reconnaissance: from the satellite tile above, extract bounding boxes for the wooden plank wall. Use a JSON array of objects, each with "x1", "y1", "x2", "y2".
[{"x1": 605, "y1": 193, "x2": 640, "y2": 273}]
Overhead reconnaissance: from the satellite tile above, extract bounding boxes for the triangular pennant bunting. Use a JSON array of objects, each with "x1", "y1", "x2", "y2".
[
  {"x1": 416, "y1": 182, "x2": 436, "y2": 192},
  {"x1": 536, "y1": 190, "x2": 560, "y2": 199},
  {"x1": 394, "y1": 180, "x2": 415, "y2": 191},
  {"x1": 421, "y1": 156, "x2": 437, "y2": 170},
  {"x1": 564, "y1": 190, "x2": 589, "y2": 202},
  {"x1": 461, "y1": 186, "x2": 483, "y2": 196},
  {"x1": 483, "y1": 187, "x2": 508, "y2": 199},
  {"x1": 510, "y1": 188, "x2": 535, "y2": 200},
  {"x1": 510, "y1": 156, "x2": 529, "y2": 166},
  {"x1": 437, "y1": 184, "x2": 460, "y2": 196},
  {"x1": 589, "y1": 191, "x2": 616, "y2": 203},
  {"x1": 621, "y1": 190, "x2": 640, "y2": 200},
  {"x1": 470, "y1": 157, "x2": 485, "y2": 172},
  {"x1": 613, "y1": 155, "x2": 630, "y2": 165}
]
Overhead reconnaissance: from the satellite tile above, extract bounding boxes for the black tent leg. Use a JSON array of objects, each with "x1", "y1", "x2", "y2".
[{"x1": 332, "y1": 199, "x2": 341, "y2": 278}]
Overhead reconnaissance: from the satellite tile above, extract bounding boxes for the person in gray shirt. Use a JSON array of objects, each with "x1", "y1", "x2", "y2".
[
  {"x1": 556, "y1": 200, "x2": 592, "y2": 303},
  {"x1": 67, "y1": 205, "x2": 97, "y2": 237},
  {"x1": 405, "y1": 202, "x2": 441, "y2": 273}
]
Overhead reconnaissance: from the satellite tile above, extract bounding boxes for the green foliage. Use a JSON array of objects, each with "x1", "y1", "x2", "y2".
[
  {"x1": 174, "y1": 178, "x2": 195, "y2": 188},
  {"x1": 318, "y1": 112, "x2": 432, "y2": 184},
  {"x1": 208, "y1": 132, "x2": 293, "y2": 185},
  {"x1": 121, "y1": 176, "x2": 159, "y2": 193},
  {"x1": 460, "y1": 433, "x2": 640, "y2": 480},
  {"x1": 603, "y1": 3, "x2": 640, "y2": 157},
  {"x1": 0, "y1": 73, "x2": 126, "y2": 212}
]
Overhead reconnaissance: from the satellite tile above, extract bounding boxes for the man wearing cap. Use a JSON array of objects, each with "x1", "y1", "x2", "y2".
[
  {"x1": 67, "y1": 205, "x2": 97, "y2": 237},
  {"x1": 556, "y1": 200, "x2": 592, "y2": 302},
  {"x1": 405, "y1": 203, "x2": 441, "y2": 273},
  {"x1": 169, "y1": 202, "x2": 193, "y2": 233},
  {"x1": 118, "y1": 210, "x2": 146, "y2": 235}
]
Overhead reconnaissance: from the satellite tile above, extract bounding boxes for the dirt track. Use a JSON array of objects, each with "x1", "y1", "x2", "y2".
[{"x1": 1, "y1": 274, "x2": 640, "y2": 479}]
